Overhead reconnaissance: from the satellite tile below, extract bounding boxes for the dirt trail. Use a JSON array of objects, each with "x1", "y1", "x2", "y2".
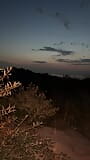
[{"x1": 39, "y1": 127, "x2": 90, "y2": 160}]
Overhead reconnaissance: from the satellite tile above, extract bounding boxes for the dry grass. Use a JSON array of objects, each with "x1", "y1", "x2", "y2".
[
  {"x1": 0, "y1": 66, "x2": 72, "y2": 160},
  {"x1": 0, "y1": 117, "x2": 72, "y2": 160}
]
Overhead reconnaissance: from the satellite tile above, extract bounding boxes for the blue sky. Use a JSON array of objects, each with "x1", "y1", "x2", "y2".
[{"x1": 0, "y1": 0, "x2": 90, "y2": 76}]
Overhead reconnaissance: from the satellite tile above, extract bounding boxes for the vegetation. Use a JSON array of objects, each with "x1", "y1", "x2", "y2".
[{"x1": 0, "y1": 66, "x2": 72, "y2": 160}]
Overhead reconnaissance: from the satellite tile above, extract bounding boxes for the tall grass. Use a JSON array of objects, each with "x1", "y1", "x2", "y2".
[{"x1": 0, "y1": 66, "x2": 73, "y2": 160}]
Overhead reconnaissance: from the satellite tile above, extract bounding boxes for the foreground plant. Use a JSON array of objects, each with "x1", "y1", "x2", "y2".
[
  {"x1": 0, "y1": 67, "x2": 21, "y2": 97},
  {"x1": 0, "y1": 66, "x2": 72, "y2": 160}
]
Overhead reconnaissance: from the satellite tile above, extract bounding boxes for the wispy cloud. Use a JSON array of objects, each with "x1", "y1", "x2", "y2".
[
  {"x1": 81, "y1": 42, "x2": 89, "y2": 48},
  {"x1": 80, "y1": 0, "x2": 90, "y2": 8},
  {"x1": 32, "y1": 46, "x2": 74, "y2": 56},
  {"x1": 56, "y1": 59, "x2": 78, "y2": 63},
  {"x1": 80, "y1": 59, "x2": 90, "y2": 62},
  {"x1": 35, "y1": 7, "x2": 71, "y2": 30},
  {"x1": 74, "y1": 59, "x2": 90, "y2": 65},
  {"x1": 53, "y1": 41, "x2": 64, "y2": 46},
  {"x1": 36, "y1": 8, "x2": 44, "y2": 14},
  {"x1": 55, "y1": 11, "x2": 71, "y2": 30},
  {"x1": 56, "y1": 58, "x2": 90, "y2": 65},
  {"x1": 32, "y1": 60, "x2": 47, "y2": 64},
  {"x1": 53, "y1": 41, "x2": 90, "y2": 49}
]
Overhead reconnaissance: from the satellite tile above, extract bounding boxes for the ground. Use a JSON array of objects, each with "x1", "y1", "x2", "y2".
[{"x1": 38, "y1": 126, "x2": 90, "y2": 160}]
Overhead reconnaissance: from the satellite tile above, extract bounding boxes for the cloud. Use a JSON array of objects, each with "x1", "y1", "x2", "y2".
[
  {"x1": 32, "y1": 60, "x2": 47, "y2": 64},
  {"x1": 35, "y1": 8, "x2": 71, "y2": 30},
  {"x1": 60, "y1": 41, "x2": 64, "y2": 45},
  {"x1": 32, "y1": 46, "x2": 74, "y2": 56},
  {"x1": 56, "y1": 59, "x2": 78, "y2": 63},
  {"x1": 53, "y1": 41, "x2": 90, "y2": 49},
  {"x1": 81, "y1": 42, "x2": 89, "y2": 48},
  {"x1": 64, "y1": 22, "x2": 70, "y2": 30},
  {"x1": 73, "y1": 63, "x2": 90, "y2": 65},
  {"x1": 81, "y1": 59, "x2": 90, "y2": 62},
  {"x1": 39, "y1": 46, "x2": 59, "y2": 52},
  {"x1": 59, "y1": 49, "x2": 74, "y2": 56},
  {"x1": 55, "y1": 12, "x2": 71, "y2": 30},
  {"x1": 74, "y1": 59, "x2": 90, "y2": 65},
  {"x1": 56, "y1": 59, "x2": 68, "y2": 63},
  {"x1": 53, "y1": 41, "x2": 64, "y2": 46},
  {"x1": 80, "y1": 0, "x2": 90, "y2": 8},
  {"x1": 32, "y1": 48, "x2": 37, "y2": 51},
  {"x1": 56, "y1": 58, "x2": 90, "y2": 65},
  {"x1": 36, "y1": 8, "x2": 44, "y2": 14},
  {"x1": 86, "y1": 45, "x2": 89, "y2": 48}
]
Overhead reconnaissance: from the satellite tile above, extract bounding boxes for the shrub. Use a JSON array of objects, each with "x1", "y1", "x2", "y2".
[{"x1": 0, "y1": 66, "x2": 72, "y2": 160}]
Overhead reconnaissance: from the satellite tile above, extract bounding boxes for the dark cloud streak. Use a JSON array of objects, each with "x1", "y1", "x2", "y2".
[
  {"x1": 56, "y1": 58, "x2": 90, "y2": 65},
  {"x1": 32, "y1": 60, "x2": 47, "y2": 64},
  {"x1": 53, "y1": 41, "x2": 90, "y2": 49},
  {"x1": 32, "y1": 46, "x2": 74, "y2": 56}
]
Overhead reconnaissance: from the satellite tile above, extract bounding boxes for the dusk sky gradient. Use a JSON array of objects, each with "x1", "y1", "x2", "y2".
[{"x1": 0, "y1": 0, "x2": 90, "y2": 76}]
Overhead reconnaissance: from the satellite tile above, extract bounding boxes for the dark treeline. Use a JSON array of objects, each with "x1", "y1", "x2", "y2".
[{"x1": 10, "y1": 67, "x2": 90, "y2": 104}]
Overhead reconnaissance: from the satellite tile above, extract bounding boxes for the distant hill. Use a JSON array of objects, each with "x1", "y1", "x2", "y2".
[
  {"x1": 1, "y1": 65, "x2": 90, "y2": 105},
  {"x1": 0, "y1": 61, "x2": 13, "y2": 67},
  {"x1": 1, "y1": 66, "x2": 90, "y2": 138},
  {"x1": 8, "y1": 67, "x2": 90, "y2": 106}
]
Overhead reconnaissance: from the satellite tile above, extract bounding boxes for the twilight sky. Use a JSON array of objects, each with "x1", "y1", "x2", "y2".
[{"x1": 0, "y1": 0, "x2": 90, "y2": 76}]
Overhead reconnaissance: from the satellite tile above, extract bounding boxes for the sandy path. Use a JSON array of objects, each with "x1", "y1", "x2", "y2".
[{"x1": 38, "y1": 127, "x2": 90, "y2": 160}]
